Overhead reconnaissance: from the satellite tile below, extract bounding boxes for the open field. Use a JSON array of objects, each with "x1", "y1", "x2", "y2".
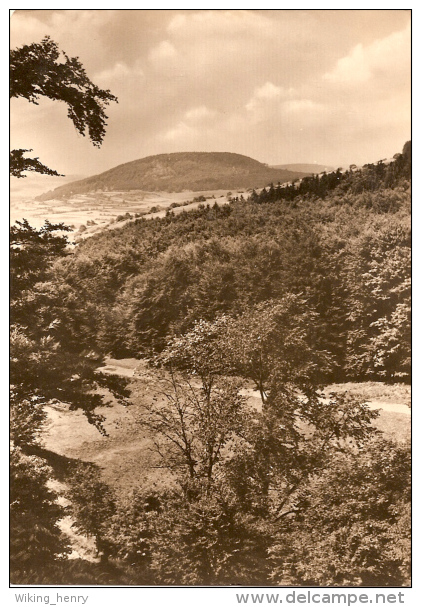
[
  {"x1": 326, "y1": 381, "x2": 411, "y2": 408},
  {"x1": 10, "y1": 188, "x2": 245, "y2": 241}
]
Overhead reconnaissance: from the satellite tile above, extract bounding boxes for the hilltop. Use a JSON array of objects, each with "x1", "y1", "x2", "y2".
[{"x1": 36, "y1": 152, "x2": 310, "y2": 200}]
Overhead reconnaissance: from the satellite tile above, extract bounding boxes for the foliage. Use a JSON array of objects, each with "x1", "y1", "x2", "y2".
[
  {"x1": 269, "y1": 438, "x2": 411, "y2": 586},
  {"x1": 10, "y1": 219, "x2": 130, "y2": 433},
  {"x1": 10, "y1": 447, "x2": 70, "y2": 581},
  {"x1": 66, "y1": 463, "x2": 116, "y2": 561},
  {"x1": 10, "y1": 149, "x2": 63, "y2": 178},
  {"x1": 157, "y1": 316, "x2": 231, "y2": 390},
  {"x1": 10, "y1": 36, "x2": 117, "y2": 177},
  {"x1": 102, "y1": 482, "x2": 270, "y2": 585},
  {"x1": 220, "y1": 296, "x2": 332, "y2": 402},
  {"x1": 9, "y1": 219, "x2": 128, "y2": 583},
  {"x1": 10, "y1": 137, "x2": 411, "y2": 585},
  {"x1": 99, "y1": 375, "x2": 383, "y2": 586},
  {"x1": 217, "y1": 389, "x2": 380, "y2": 524},
  {"x1": 10, "y1": 218, "x2": 71, "y2": 300},
  {"x1": 133, "y1": 364, "x2": 248, "y2": 485},
  {"x1": 367, "y1": 302, "x2": 411, "y2": 380},
  {"x1": 124, "y1": 314, "x2": 382, "y2": 584},
  {"x1": 344, "y1": 218, "x2": 411, "y2": 381},
  {"x1": 250, "y1": 142, "x2": 411, "y2": 205},
  {"x1": 106, "y1": 487, "x2": 164, "y2": 572},
  {"x1": 10, "y1": 558, "x2": 130, "y2": 586},
  {"x1": 10, "y1": 37, "x2": 120, "y2": 586},
  {"x1": 55, "y1": 145, "x2": 410, "y2": 383},
  {"x1": 146, "y1": 490, "x2": 270, "y2": 585}
]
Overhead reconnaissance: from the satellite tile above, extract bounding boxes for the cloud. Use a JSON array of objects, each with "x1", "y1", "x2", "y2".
[
  {"x1": 245, "y1": 82, "x2": 289, "y2": 111},
  {"x1": 316, "y1": 21, "x2": 410, "y2": 163},
  {"x1": 149, "y1": 40, "x2": 177, "y2": 63},
  {"x1": 10, "y1": 10, "x2": 119, "y2": 79},
  {"x1": 157, "y1": 10, "x2": 293, "y2": 90},
  {"x1": 10, "y1": 10, "x2": 411, "y2": 175},
  {"x1": 323, "y1": 21, "x2": 410, "y2": 88},
  {"x1": 185, "y1": 106, "x2": 216, "y2": 121},
  {"x1": 95, "y1": 60, "x2": 144, "y2": 85},
  {"x1": 255, "y1": 82, "x2": 285, "y2": 100},
  {"x1": 244, "y1": 83, "x2": 326, "y2": 131},
  {"x1": 282, "y1": 99, "x2": 324, "y2": 114},
  {"x1": 160, "y1": 121, "x2": 196, "y2": 142},
  {"x1": 167, "y1": 9, "x2": 272, "y2": 38},
  {"x1": 158, "y1": 105, "x2": 217, "y2": 145}
]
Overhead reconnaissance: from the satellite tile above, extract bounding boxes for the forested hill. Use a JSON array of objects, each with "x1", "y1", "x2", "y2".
[
  {"x1": 11, "y1": 141, "x2": 411, "y2": 585},
  {"x1": 36, "y1": 152, "x2": 310, "y2": 200},
  {"x1": 252, "y1": 140, "x2": 411, "y2": 204},
  {"x1": 46, "y1": 141, "x2": 410, "y2": 384}
]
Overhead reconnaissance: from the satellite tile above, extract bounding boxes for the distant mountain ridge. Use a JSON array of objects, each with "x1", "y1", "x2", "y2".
[
  {"x1": 36, "y1": 152, "x2": 311, "y2": 201},
  {"x1": 271, "y1": 163, "x2": 334, "y2": 174}
]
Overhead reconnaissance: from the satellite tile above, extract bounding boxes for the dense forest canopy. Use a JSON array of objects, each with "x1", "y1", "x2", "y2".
[
  {"x1": 10, "y1": 141, "x2": 411, "y2": 585},
  {"x1": 52, "y1": 141, "x2": 411, "y2": 383}
]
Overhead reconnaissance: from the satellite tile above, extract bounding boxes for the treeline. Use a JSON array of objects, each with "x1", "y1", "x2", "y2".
[
  {"x1": 51, "y1": 141, "x2": 411, "y2": 382},
  {"x1": 10, "y1": 143, "x2": 411, "y2": 586},
  {"x1": 250, "y1": 140, "x2": 411, "y2": 204}
]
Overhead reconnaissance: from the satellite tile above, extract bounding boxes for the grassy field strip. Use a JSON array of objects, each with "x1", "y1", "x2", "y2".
[
  {"x1": 102, "y1": 357, "x2": 411, "y2": 414},
  {"x1": 42, "y1": 359, "x2": 410, "y2": 498}
]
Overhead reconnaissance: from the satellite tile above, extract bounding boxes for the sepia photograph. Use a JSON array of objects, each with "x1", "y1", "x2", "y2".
[{"x1": 10, "y1": 9, "x2": 411, "y2": 591}]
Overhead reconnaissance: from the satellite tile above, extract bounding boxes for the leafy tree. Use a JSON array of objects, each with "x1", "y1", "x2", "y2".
[
  {"x1": 220, "y1": 295, "x2": 332, "y2": 404},
  {"x1": 135, "y1": 310, "x2": 380, "y2": 502},
  {"x1": 269, "y1": 438, "x2": 411, "y2": 586},
  {"x1": 367, "y1": 301, "x2": 411, "y2": 381},
  {"x1": 10, "y1": 221, "x2": 99, "y2": 437},
  {"x1": 133, "y1": 364, "x2": 248, "y2": 486},
  {"x1": 10, "y1": 38, "x2": 120, "y2": 584},
  {"x1": 10, "y1": 219, "x2": 71, "y2": 301},
  {"x1": 9, "y1": 135, "x2": 411, "y2": 585},
  {"x1": 10, "y1": 447, "x2": 70, "y2": 582},
  {"x1": 146, "y1": 490, "x2": 270, "y2": 585},
  {"x1": 66, "y1": 463, "x2": 116, "y2": 563},
  {"x1": 103, "y1": 482, "x2": 270, "y2": 585},
  {"x1": 50, "y1": 150, "x2": 410, "y2": 376},
  {"x1": 10, "y1": 149, "x2": 63, "y2": 178},
  {"x1": 157, "y1": 316, "x2": 231, "y2": 394},
  {"x1": 154, "y1": 294, "x2": 332, "y2": 405},
  {"x1": 344, "y1": 219, "x2": 411, "y2": 381},
  {"x1": 126, "y1": 345, "x2": 380, "y2": 585},
  {"x1": 219, "y1": 386, "x2": 380, "y2": 524},
  {"x1": 105, "y1": 487, "x2": 164, "y2": 574},
  {"x1": 248, "y1": 142, "x2": 411, "y2": 205},
  {"x1": 10, "y1": 36, "x2": 117, "y2": 177}
]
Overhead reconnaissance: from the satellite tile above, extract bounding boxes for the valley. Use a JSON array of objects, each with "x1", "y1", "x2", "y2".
[
  {"x1": 42, "y1": 355, "x2": 410, "y2": 493},
  {"x1": 11, "y1": 188, "x2": 248, "y2": 240},
  {"x1": 11, "y1": 142, "x2": 412, "y2": 586},
  {"x1": 10, "y1": 8, "x2": 411, "y2": 590}
]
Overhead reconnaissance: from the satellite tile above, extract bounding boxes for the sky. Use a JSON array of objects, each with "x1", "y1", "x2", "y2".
[{"x1": 10, "y1": 9, "x2": 411, "y2": 178}]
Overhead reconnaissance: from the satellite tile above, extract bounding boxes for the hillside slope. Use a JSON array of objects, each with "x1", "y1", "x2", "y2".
[{"x1": 36, "y1": 152, "x2": 310, "y2": 200}]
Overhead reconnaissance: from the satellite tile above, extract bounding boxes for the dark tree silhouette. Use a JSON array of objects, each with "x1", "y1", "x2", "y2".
[
  {"x1": 10, "y1": 149, "x2": 63, "y2": 178},
  {"x1": 10, "y1": 36, "x2": 117, "y2": 177}
]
